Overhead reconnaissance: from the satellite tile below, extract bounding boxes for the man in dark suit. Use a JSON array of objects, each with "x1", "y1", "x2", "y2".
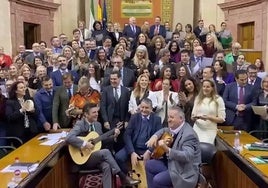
[
  {"x1": 66, "y1": 103, "x2": 140, "y2": 188},
  {"x1": 34, "y1": 76, "x2": 55, "y2": 132},
  {"x1": 223, "y1": 70, "x2": 257, "y2": 131},
  {"x1": 102, "y1": 55, "x2": 135, "y2": 90},
  {"x1": 52, "y1": 73, "x2": 78, "y2": 129},
  {"x1": 50, "y1": 55, "x2": 79, "y2": 87},
  {"x1": 247, "y1": 64, "x2": 262, "y2": 91},
  {"x1": 122, "y1": 17, "x2": 141, "y2": 46},
  {"x1": 144, "y1": 106, "x2": 201, "y2": 188},
  {"x1": 193, "y1": 19, "x2": 208, "y2": 43},
  {"x1": 115, "y1": 98, "x2": 162, "y2": 173},
  {"x1": 149, "y1": 16, "x2": 166, "y2": 39},
  {"x1": 25, "y1": 43, "x2": 45, "y2": 64},
  {"x1": 100, "y1": 70, "x2": 130, "y2": 151}
]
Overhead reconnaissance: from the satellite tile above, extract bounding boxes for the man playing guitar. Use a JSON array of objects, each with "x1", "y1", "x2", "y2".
[{"x1": 66, "y1": 103, "x2": 140, "y2": 188}]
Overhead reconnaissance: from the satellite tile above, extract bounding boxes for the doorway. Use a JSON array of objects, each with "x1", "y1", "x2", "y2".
[
  {"x1": 23, "y1": 22, "x2": 41, "y2": 49},
  {"x1": 238, "y1": 22, "x2": 254, "y2": 49}
]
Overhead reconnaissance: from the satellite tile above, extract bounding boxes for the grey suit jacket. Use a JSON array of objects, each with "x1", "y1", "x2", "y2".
[
  {"x1": 52, "y1": 84, "x2": 78, "y2": 128},
  {"x1": 66, "y1": 119, "x2": 103, "y2": 148},
  {"x1": 154, "y1": 123, "x2": 201, "y2": 188}
]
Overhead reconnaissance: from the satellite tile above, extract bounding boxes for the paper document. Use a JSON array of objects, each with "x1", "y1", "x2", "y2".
[
  {"x1": 40, "y1": 139, "x2": 64, "y2": 146},
  {"x1": 252, "y1": 105, "x2": 267, "y2": 116},
  {"x1": 1, "y1": 163, "x2": 39, "y2": 173}
]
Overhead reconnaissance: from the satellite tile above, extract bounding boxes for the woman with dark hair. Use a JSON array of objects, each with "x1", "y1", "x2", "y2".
[
  {"x1": 92, "y1": 20, "x2": 109, "y2": 46},
  {"x1": 168, "y1": 40, "x2": 181, "y2": 63},
  {"x1": 86, "y1": 61, "x2": 101, "y2": 92},
  {"x1": 175, "y1": 65, "x2": 191, "y2": 91},
  {"x1": 178, "y1": 77, "x2": 199, "y2": 126},
  {"x1": 5, "y1": 81, "x2": 39, "y2": 144},
  {"x1": 185, "y1": 24, "x2": 196, "y2": 43},
  {"x1": 32, "y1": 56, "x2": 44, "y2": 72},
  {"x1": 213, "y1": 60, "x2": 234, "y2": 84},
  {"x1": 94, "y1": 47, "x2": 111, "y2": 79},
  {"x1": 148, "y1": 35, "x2": 166, "y2": 63},
  {"x1": 191, "y1": 79, "x2": 225, "y2": 144},
  {"x1": 155, "y1": 78, "x2": 179, "y2": 126},
  {"x1": 153, "y1": 65, "x2": 178, "y2": 91},
  {"x1": 254, "y1": 58, "x2": 265, "y2": 72},
  {"x1": 72, "y1": 47, "x2": 89, "y2": 77}
]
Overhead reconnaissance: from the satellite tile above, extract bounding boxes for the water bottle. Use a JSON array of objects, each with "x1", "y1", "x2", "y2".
[{"x1": 234, "y1": 132, "x2": 240, "y2": 150}]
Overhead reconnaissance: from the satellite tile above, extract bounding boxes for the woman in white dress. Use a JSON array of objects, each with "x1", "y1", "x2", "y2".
[
  {"x1": 155, "y1": 78, "x2": 179, "y2": 126},
  {"x1": 128, "y1": 74, "x2": 157, "y2": 115},
  {"x1": 191, "y1": 79, "x2": 226, "y2": 144}
]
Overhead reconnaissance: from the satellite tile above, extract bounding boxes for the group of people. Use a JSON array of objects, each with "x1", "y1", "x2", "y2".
[{"x1": 0, "y1": 15, "x2": 267, "y2": 187}]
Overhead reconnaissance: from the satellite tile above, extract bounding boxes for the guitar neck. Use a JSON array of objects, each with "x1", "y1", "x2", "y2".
[{"x1": 91, "y1": 128, "x2": 115, "y2": 144}]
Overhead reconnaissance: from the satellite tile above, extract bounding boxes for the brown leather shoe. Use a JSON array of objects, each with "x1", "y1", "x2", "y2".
[{"x1": 121, "y1": 176, "x2": 141, "y2": 186}]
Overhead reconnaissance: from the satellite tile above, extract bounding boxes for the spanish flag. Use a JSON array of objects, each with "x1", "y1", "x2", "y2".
[{"x1": 97, "y1": 0, "x2": 102, "y2": 21}]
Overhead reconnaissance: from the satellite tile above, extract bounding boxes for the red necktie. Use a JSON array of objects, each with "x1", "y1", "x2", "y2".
[{"x1": 238, "y1": 87, "x2": 244, "y2": 104}]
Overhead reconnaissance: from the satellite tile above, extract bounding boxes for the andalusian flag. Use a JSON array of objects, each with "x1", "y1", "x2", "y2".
[
  {"x1": 97, "y1": 0, "x2": 102, "y2": 21},
  {"x1": 89, "y1": 0, "x2": 95, "y2": 30},
  {"x1": 102, "y1": 0, "x2": 107, "y2": 29}
]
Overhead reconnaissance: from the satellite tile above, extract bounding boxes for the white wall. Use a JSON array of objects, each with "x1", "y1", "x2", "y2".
[
  {"x1": 0, "y1": 0, "x2": 12, "y2": 55},
  {"x1": 172, "y1": 0, "x2": 194, "y2": 30},
  {"x1": 54, "y1": 0, "x2": 80, "y2": 38},
  {"x1": 199, "y1": 0, "x2": 225, "y2": 29}
]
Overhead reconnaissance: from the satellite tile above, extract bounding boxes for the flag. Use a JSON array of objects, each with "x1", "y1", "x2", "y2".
[
  {"x1": 89, "y1": 0, "x2": 95, "y2": 31},
  {"x1": 97, "y1": 0, "x2": 102, "y2": 21},
  {"x1": 102, "y1": 0, "x2": 107, "y2": 29}
]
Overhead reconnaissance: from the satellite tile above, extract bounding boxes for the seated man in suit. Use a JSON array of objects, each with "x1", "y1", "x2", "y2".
[
  {"x1": 223, "y1": 70, "x2": 257, "y2": 131},
  {"x1": 144, "y1": 106, "x2": 201, "y2": 188},
  {"x1": 66, "y1": 103, "x2": 140, "y2": 188},
  {"x1": 115, "y1": 98, "x2": 162, "y2": 173}
]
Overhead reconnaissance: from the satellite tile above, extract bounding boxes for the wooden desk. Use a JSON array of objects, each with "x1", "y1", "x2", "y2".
[
  {"x1": 0, "y1": 133, "x2": 72, "y2": 188},
  {"x1": 215, "y1": 131, "x2": 268, "y2": 188}
]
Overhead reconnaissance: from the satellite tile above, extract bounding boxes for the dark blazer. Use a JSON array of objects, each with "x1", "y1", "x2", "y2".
[
  {"x1": 109, "y1": 31, "x2": 123, "y2": 47},
  {"x1": 52, "y1": 84, "x2": 78, "y2": 128},
  {"x1": 223, "y1": 82, "x2": 257, "y2": 129},
  {"x1": 124, "y1": 113, "x2": 162, "y2": 154},
  {"x1": 149, "y1": 25, "x2": 166, "y2": 39},
  {"x1": 100, "y1": 85, "x2": 130, "y2": 123},
  {"x1": 50, "y1": 70, "x2": 79, "y2": 87},
  {"x1": 102, "y1": 67, "x2": 136, "y2": 90},
  {"x1": 25, "y1": 53, "x2": 45, "y2": 64},
  {"x1": 5, "y1": 97, "x2": 39, "y2": 143},
  {"x1": 250, "y1": 76, "x2": 262, "y2": 91},
  {"x1": 122, "y1": 25, "x2": 141, "y2": 40},
  {"x1": 34, "y1": 88, "x2": 56, "y2": 127}
]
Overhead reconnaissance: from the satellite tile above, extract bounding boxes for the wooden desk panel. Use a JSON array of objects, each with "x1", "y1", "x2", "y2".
[
  {"x1": 0, "y1": 134, "x2": 66, "y2": 188},
  {"x1": 215, "y1": 131, "x2": 268, "y2": 188}
]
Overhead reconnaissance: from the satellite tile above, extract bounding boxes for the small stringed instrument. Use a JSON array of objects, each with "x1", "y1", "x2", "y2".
[
  {"x1": 151, "y1": 132, "x2": 174, "y2": 159},
  {"x1": 69, "y1": 123, "x2": 123, "y2": 165}
]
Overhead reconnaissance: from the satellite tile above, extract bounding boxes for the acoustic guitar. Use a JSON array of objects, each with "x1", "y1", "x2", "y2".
[{"x1": 69, "y1": 124, "x2": 123, "y2": 165}]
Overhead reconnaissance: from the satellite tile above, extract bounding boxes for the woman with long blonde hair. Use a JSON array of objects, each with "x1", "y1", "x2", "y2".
[{"x1": 128, "y1": 74, "x2": 157, "y2": 115}]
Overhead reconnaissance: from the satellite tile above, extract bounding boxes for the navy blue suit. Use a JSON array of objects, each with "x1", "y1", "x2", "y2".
[
  {"x1": 34, "y1": 88, "x2": 55, "y2": 130},
  {"x1": 149, "y1": 25, "x2": 166, "y2": 39},
  {"x1": 122, "y1": 25, "x2": 141, "y2": 40},
  {"x1": 223, "y1": 82, "x2": 257, "y2": 131},
  {"x1": 50, "y1": 70, "x2": 79, "y2": 87},
  {"x1": 115, "y1": 113, "x2": 162, "y2": 173}
]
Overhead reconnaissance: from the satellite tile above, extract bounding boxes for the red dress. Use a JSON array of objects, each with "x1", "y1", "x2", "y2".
[{"x1": 0, "y1": 54, "x2": 12, "y2": 68}]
